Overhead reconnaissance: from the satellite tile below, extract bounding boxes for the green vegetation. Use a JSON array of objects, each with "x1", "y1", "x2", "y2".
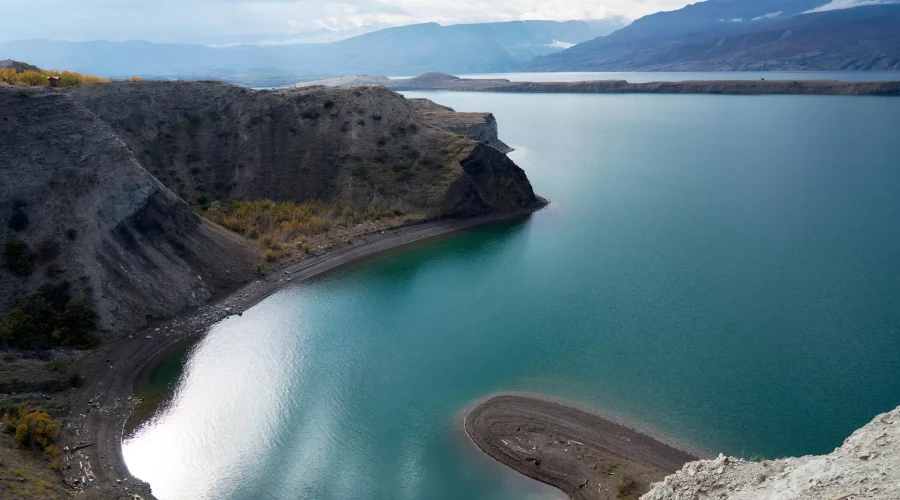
[
  {"x1": 1, "y1": 405, "x2": 59, "y2": 456},
  {"x1": 2, "y1": 238, "x2": 36, "y2": 276},
  {"x1": 0, "y1": 68, "x2": 110, "y2": 87},
  {"x1": 43, "y1": 361, "x2": 68, "y2": 374},
  {"x1": 0, "y1": 282, "x2": 99, "y2": 350}
]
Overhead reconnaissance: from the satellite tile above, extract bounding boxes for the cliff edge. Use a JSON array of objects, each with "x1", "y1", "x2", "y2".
[{"x1": 643, "y1": 406, "x2": 900, "y2": 499}]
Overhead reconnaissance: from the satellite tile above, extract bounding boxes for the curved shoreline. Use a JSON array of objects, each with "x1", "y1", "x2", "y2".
[
  {"x1": 69, "y1": 207, "x2": 544, "y2": 500},
  {"x1": 464, "y1": 394, "x2": 698, "y2": 500}
]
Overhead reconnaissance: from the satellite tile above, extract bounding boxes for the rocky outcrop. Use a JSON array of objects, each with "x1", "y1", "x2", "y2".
[
  {"x1": 0, "y1": 87, "x2": 256, "y2": 333},
  {"x1": 67, "y1": 81, "x2": 541, "y2": 218},
  {"x1": 408, "y1": 98, "x2": 512, "y2": 153},
  {"x1": 642, "y1": 406, "x2": 900, "y2": 500}
]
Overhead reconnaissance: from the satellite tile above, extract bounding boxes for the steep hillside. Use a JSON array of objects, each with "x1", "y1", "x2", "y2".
[
  {"x1": 526, "y1": 3, "x2": 900, "y2": 71},
  {"x1": 67, "y1": 81, "x2": 540, "y2": 218},
  {"x1": 0, "y1": 86, "x2": 256, "y2": 336}
]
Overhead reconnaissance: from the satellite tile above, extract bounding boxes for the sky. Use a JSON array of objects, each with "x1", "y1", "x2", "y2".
[{"x1": 0, "y1": 0, "x2": 692, "y2": 44}]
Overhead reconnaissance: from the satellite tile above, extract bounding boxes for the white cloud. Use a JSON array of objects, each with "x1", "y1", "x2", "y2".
[
  {"x1": 0, "y1": 0, "x2": 693, "y2": 43},
  {"x1": 751, "y1": 11, "x2": 782, "y2": 21},
  {"x1": 729, "y1": 17, "x2": 744, "y2": 22},
  {"x1": 547, "y1": 40, "x2": 576, "y2": 49},
  {"x1": 805, "y1": 0, "x2": 900, "y2": 13}
]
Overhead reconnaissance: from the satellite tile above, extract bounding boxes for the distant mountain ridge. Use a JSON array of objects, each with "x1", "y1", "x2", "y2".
[
  {"x1": 0, "y1": 19, "x2": 625, "y2": 78},
  {"x1": 525, "y1": 2, "x2": 900, "y2": 71}
]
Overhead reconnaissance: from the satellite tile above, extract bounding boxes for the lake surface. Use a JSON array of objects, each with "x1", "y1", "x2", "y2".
[
  {"x1": 124, "y1": 92, "x2": 900, "y2": 500},
  {"x1": 452, "y1": 71, "x2": 900, "y2": 82}
]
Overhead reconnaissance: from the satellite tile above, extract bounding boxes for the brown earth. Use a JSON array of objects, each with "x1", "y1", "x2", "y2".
[{"x1": 465, "y1": 394, "x2": 699, "y2": 500}]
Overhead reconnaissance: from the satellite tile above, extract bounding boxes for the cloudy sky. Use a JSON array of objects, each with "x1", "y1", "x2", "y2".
[{"x1": 0, "y1": 0, "x2": 694, "y2": 44}]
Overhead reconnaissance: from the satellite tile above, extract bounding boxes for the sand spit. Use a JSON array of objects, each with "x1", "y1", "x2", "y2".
[{"x1": 465, "y1": 394, "x2": 698, "y2": 500}]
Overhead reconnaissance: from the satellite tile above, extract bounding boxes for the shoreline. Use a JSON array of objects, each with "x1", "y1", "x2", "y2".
[
  {"x1": 386, "y1": 77, "x2": 900, "y2": 96},
  {"x1": 67, "y1": 206, "x2": 545, "y2": 500},
  {"x1": 464, "y1": 394, "x2": 699, "y2": 500}
]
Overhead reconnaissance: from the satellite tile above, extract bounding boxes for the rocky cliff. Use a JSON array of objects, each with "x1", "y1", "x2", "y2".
[
  {"x1": 407, "y1": 98, "x2": 512, "y2": 153},
  {"x1": 2, "y1": 82, "x2": 542, "y2": 335},
  {"x1": 0, "y1": 86, "x2": 256, "y2": 334},
  {"x1": 67, "y1": 81, "x2": 539, "y2": 219},
  {"x1": 642, "y1": 406, "x2": 900, "y2": 499}
]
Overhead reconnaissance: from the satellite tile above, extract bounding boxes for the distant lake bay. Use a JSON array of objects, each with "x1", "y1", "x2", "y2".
[{"x1": 124, "y1": 91, "x2": 900, "y2": 500}]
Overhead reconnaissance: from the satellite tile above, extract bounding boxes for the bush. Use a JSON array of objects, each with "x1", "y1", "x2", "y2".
[
  {"x1": 0, "y1": 67, "x2": 16, "y2": 85},
  {"x1": 616, "y1": 473, "x2": 640, "y2": 500},
  {"x1": 15, "y1": 70, "x2": 47, "y2": 86},
  {"x1": 2, "y1": 405, "x2": 59, "y2": 454},
  {"x1": 45, "y1": 361, "x2": 68, "y2": 374},
  {"x1": 3, "y1": 237, "x2": 37, "y2": 276},
  {"x1": 0, "y1": 282, "x2": 99, "y2": 350},
  {"x1": 1, "y1": 67, "x2": 111, "y2": 87}
]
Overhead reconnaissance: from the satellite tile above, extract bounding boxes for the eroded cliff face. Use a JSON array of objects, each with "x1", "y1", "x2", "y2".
[
  {"x1": 407, "y1": 98, "x2": 513, "y2": 153},
  {"x1": 67, "y1": 82, "x2": 536, "y2": 218},
  {"x1": 0, "y1": 87, "x2": 255, "y2": 332},
  {"x1": 642, "y1": 406, "x2": 900, "y2": 500}
]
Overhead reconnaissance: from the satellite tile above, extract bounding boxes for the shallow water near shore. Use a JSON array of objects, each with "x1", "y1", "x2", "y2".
[{"x1": 124, "y1": 92, "x2": 900, "y2": 500}]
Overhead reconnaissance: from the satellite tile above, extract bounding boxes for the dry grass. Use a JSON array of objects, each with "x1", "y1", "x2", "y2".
[
  {"x1": 2, "y1": 68, "x2": 110, "y2": 87},
  {"x1": 198, "y1": 200, "x2": 416, "y2": 266}
]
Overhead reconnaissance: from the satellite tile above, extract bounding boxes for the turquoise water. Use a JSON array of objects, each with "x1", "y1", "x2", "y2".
[{"x1": 124, "y1": 93, "x2": 900, "y2": 500}]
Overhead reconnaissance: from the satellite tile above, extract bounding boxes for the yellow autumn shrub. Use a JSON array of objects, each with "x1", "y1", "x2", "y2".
[
  {"x1": 0, "y1": 67, "x2": 16, "y2": 85},
  {"x1": 3, "y1": 405, "x2": 60, "y2": 454}
]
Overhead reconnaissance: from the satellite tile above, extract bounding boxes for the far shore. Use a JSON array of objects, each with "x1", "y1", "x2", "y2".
[
  {"x1": 300, "y1": 72, "x2": 900, "y2": 96},
  {"x1": 71, "y1": 204, "x2": 546, "y2": 500},
  {"x1": 464, "y1": 394, "x2": 700, "y2": 500}
]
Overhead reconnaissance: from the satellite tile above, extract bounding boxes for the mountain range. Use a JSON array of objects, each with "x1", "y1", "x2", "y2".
[
  {"x1": 2, "y1": 1, "x2": 899, "y2": 77},
  {"x1": 0, "y1": 20, "x2": 624, "y2": 78},
  {"x1": 525, "y1": 1, "x2": 900, "y2": 71}
]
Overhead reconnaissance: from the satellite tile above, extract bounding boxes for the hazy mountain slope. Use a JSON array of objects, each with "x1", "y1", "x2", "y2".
[
  {"x1": 525, "y1": 2, "x2": 900, "y2": 71},
  {"x1": 0, "y1": 20, "x2": 624, "y2": 77}
]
